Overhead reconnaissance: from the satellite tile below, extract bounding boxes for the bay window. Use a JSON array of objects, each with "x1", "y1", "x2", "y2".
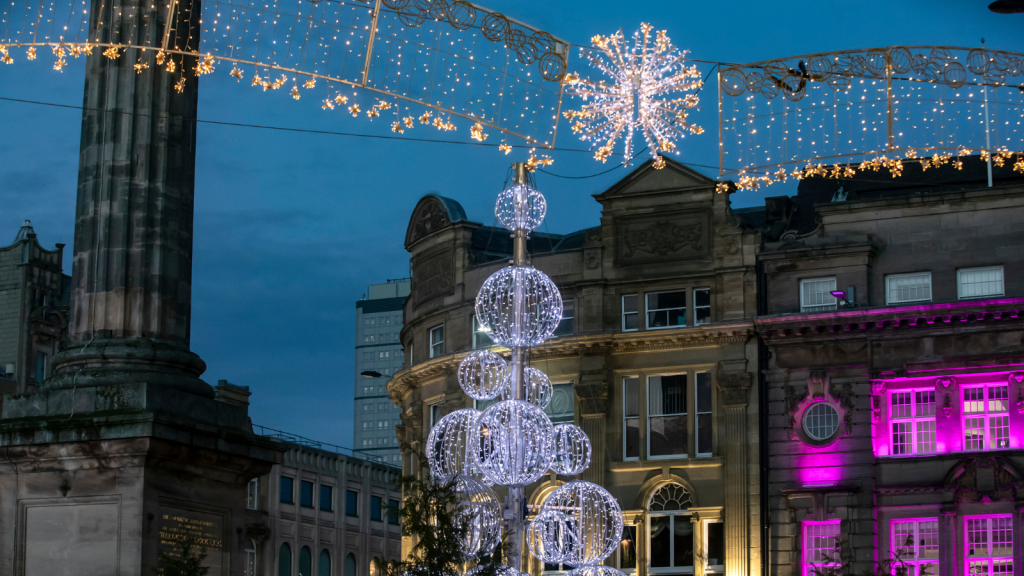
[
  {"x1": 892, "y1": 519, "x2": 938, "y2": 575},
  {"x1": 890, "y1": 390, "x2": 936, "y2": 456},
  {"x1": 965, "y1": 516, "x2": 1012, "y2": 575},
  {"x1": 964, "y1": 385, "x2": 1010, "y2": 451}
]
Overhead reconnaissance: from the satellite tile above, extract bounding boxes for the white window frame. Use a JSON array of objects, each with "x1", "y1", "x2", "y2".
[
  {"x1": 429, "y1": 324, "x2": 444, "y2": 358},
  {"x1": 803, "y1": 520, "x2": 841, "y2": 576},
  {"x1": 429, "y1": 403, "x2": 442, "y2": 429},
  {"x1": 647, "y1": 374, "x2": 688, "y2": 460},
  {"x1": 889, "y1": 389, "x2": 937, "y2": 457},
  {"x1": 623, "y1": 377, "x2": 640, "y2": 461},
  {"x1": 800, "y1": 277, "x2": 838, "y2": 313},
  {"x1": 891, "y1": 518, "x2": 939, "y2": 574},
  {"x1": 245, "y1": 547, "x2": 256, "y2": 576},
  {"x1": 958, "y1": 266, "x2": 1005, "y2": 299},
  {"x1": 963, "y1": 385, "x2": 1010, "y2": 452},
  {"x1": 246, "y1": 478, "x2": 258, "y2": 510},
  {"x1": 553, "y1": 299, "x2": 574, "y2": 337},
  {"x1": 622, "y1": 294, "x2": 639, "y2": 332},
  {"x1": 886, "y1": 272, "x2": 933, "y2": 305},
  {"x1": 647, "y1": 511, "x2": 695, "y2": 574},
  {"x1": 704, "y1": 520, "x2": 725, "y2": 573},
  {"x1": 693, "y1": 288, "x2": 711, "y2": 326},
  {"x1": 964, "y1": 515, "x2": 1013, "y2": 575},
  {"x1": 694, "y1": 371, "x2": 713, "y2": 458},
  {"x1": 645, "y1": 290, "x2": 688, "y2": 330}
]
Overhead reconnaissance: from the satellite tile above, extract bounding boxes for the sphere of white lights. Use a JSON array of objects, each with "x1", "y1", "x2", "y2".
[
  {"x1": 459, "y1": 350, "x2": 510, "y2": 401},
  {"x1": 527, "y1": 509, "x2": 576, "y2": 564},
  {"x1": 549, "y1": 424, "x2": 592, "y2": 476},
  {"x1": 473, "y1": 400, "x2": 554, "y2": 486},
  {"x1": 502, "y1": 366, "x2": 552, "y2": 408},
  {"x1": 539, "y1": 481, "x2": 623, "y2": 566},
  {"x1": 496, "y1": 183, "x2": 547, "y2": 232},
  {"x1": 475, "y1": 266, "x2": 563, "y2": 348},
  {"x1": 566, "y1": 567, "x2": 629, "y2": 576},
  {"x1": 426, "y1": 408, "x2": 480, "y2": 483},
  {"x1": 453, "y1": 475, "x2": 502, "y2": 560}
]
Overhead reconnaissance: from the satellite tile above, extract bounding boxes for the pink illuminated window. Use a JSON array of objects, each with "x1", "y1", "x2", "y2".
[
  {"x1": 891, "y1": 391, "x2": 936, "y2": 456},
  {"x1": 965, "y1": 515, "x2": 1012, "y2": 576},
  {"x1": 963, "y1": 386, "x2": 1010, "y2": 451},
  {"x1": 892, "y1": 519, "x2": 938, "y2": 575},
  {"x1": 803, "y1": 521, "x2": 840, "y2": 576}
]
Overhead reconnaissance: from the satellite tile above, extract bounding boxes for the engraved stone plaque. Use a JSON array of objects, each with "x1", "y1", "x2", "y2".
[
  {"x1": 415, "y1": 252, "x2": 454, "y2": 305},
  {"x1": 24, "y1": 502, "x2": 120, "y2": 576},
  {"x1": 615, "y1": 212, "x2": 710, "y2": 265},
  {"x1": 158, "y1": 507, "x2": 226, "y2": 575}
]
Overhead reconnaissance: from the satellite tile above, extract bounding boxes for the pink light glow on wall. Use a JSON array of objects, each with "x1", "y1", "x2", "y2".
[{"x1": 795, "y1": 451, "x2": 852, "y2": 487}]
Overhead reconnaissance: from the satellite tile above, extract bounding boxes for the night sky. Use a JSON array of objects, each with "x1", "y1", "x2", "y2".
[{"x1": 0, "y1": 0, "x2": 1020, "y2": 448}]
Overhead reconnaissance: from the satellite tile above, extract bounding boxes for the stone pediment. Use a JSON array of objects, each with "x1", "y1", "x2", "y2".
[
  {"x1": 595, "y1": 157, "x2": 718, "y2": 203},
  {"x1": 944, "y1": 456, "x2": 1023, "y2": 503},
  {"x1": 404, "y1": 194, "x2": 469, "y2": 249}
]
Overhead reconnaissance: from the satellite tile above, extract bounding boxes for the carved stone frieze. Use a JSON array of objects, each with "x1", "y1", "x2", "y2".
[
  {"x1": 870, "y1": 380, "x2": 886, "y2": 423},
  {"x1": 935, "y1": 376, "x2": 958, "y2": 418},
  {"x1": 615, "y1": 212, "x2": 710, "y2": 265},
  {"x1": 414, "y1": 251, "x2": 454, "y2": 306},
  {"x1": 584, "y1": 248, "x2": 601, "y2": 269},
  {"x1": 944, "y1": 456, "x2": 1023, "y2": 504},
  {"x1": 1009, "y1": 372, "x2": 1024, "y2": 413},
  {"x1": 715, "y1": 371, "x2": 751, "y2": 406},
  {"x1": 406, "y1": 197, "x2": 452, "y2": 247}
]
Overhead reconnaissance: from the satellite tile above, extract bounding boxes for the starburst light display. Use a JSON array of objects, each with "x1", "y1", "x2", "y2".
[{"x1": 564, "y1": 23, "x2": 705, "y2": 169}]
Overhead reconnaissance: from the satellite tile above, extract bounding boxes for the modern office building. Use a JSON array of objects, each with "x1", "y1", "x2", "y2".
[
  {"x1": 390, "y1": 159, "x2": 764, "y2": 576},
  {"x1": 354, "y1": 280, "x2": 411, "y2": 466}
]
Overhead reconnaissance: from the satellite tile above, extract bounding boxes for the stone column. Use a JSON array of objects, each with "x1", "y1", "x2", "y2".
[
  {"x1": 49, "y1": 0, "x2": 209, "y2": 396},
  {"x1": 1013, "y1": 504, "x2": 1024, "y2": 576},
  {"x1": 938, "y1": 506, "x2": 958, "y2": 576},
  {"x1": 717, "y1": 366, "x2": 752, "y2": 576}
]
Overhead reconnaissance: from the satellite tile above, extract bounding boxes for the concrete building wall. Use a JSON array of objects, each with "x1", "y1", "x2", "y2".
[{"x1": 248, "y1": 445, "x2": 402, "y2": 576}]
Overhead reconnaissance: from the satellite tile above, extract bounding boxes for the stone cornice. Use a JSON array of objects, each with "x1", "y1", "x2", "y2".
[
  {"x1": 754, "y1": 297, "x2": 1024, "y2": 343},
  {"x1": 388, "y1": 321, "x2": 755, "y2": 401}
]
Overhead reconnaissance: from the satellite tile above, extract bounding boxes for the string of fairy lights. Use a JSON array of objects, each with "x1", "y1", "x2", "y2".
[{"x1": 1, "y1": 0, "x2": 1023, "y2": 188}]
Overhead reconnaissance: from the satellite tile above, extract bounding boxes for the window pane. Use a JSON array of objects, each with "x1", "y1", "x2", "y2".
[
  {"x1": 648, "y1": 291, "x2": 686, "y2": 310},
  {"x1": 959, "y1": 267, "x2": 1004, "y2": 299},
  {"x1": 805, "y1": 522, "x2": 840, "y2": 563},
  {"x1": 280, "y1": 477, "x2": 294, "y2": 504},
  {"x1": 318, "y1": 551, "x2": 331, "y2": 576},
  {"x1": 300, "y1": 481, "x2": 314, "y2": 508},
  {"x1": 706, "y1": 522, "x2": 725, "y2": 567},
  {"x1": 801, "y1": 278, "x2": 838, "y2": 312},
  {"x1": 695, "y1": 289, "x2": 711, "y2": 308},
  {"x1": 696, "y1": 373, "x2": 712, "y2": 413},
  {"x1": 546, "y1": 383, "x2": 574, "y2": 423},
  {"x1": 279, "y1": 544, "x2": 292, "y2": 576},
  {"x1": 624, "y1": 313, "x2": 638, "y2": 331},
  {"x1": 371, "y1": 496, "x2": 382, "y2": 521},
  {"x1": 346, "y1": 491, "x2": 358, "y2": 517},
  {"x1": 299, "y1": 548, "x2": 312, "y2": 576},
  {"x1": 624, "y1": 378, "x2": 639, "y2": 417},
  {"x1": 554, "y1": 300, "x2": 574, "y2": 336},
  {"x1": 623, "y1": 295, "x2": 638, "y2": 313},
  {"x1": 650, "y1": 516, "x2": 672, "y2": 567},
  {"x1": 649, "y1": 375, "x2": 687, "y2": 416},
  {"x1": 649, "y1": 414, "x2": 687, "y2": 457},
  {"x1": 619, "y1": 525, "x2": 637, "y2": 569},
  {"x1": 989, "y1": 386, "x2": 1009, "y2": 412},
  {"x1": 916, "y1": 391, "x2": 936, "y2": 417},
  {"x1": 919, "y1": 520, "x2": 939, "y2": 559},
  {"x1": 991, "y1": 416, "x2": 1010, "y2": 449},
  {"x1": 388, "y1": 499, "x2": 400, "y2": 525},
  {"x1": 320, "y1": 486, "x2": 332, "y2": 511},
  {"x1": 674, "y1": 518, "x2": 694, "y2": 568},
  {"x1": 887, "y1": 273, "x2": 932, "y2": 304},
  {"x1": 625, "y1": 418, "x2": 640, "y2": 459},
  {"x1": 697, "y1": 414, "x2": 712, "y2": 455}
]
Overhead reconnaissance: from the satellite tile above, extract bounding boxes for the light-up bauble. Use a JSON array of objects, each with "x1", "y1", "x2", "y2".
[
  {"x1": 527, "y1": 509, "x2": 577, "y2": 564},
  {"x1": 475, "y1": 266, "x2": 563, "y2": 348},
  {"x1": 473, "y1": 400, "x2": 554, "y2": 486},
  {"x1": 426, "y1": 408, "x2": 480, "y2": 483},
  {"x1": 453, "y1": 475, "x2": 502, "y2": 560},
  {"x1": 502, "y1": 366, "x2": 552, "y2": 408},
  {"x1": 549, "y1": 424, "x2": 592, "y2": 476},
  {"x1": 539, "y1": 481, "x2": 623, "y2": 566},
  {"x1": 496, "y1": 183, "x2": 547, "y2": 232},
  {"x1": 459, "y1": 350, "x2": 510, "y2": 401}
]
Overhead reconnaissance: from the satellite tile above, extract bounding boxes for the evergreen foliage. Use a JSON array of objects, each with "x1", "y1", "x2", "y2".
[{"x1": 152, "y1": 535, "x2": 211, "y2": 576}]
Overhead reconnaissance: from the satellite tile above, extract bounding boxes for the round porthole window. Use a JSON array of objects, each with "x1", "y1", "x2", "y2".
[{"x1": 802, "y1": 402, "x2": 840, "y2": 441}]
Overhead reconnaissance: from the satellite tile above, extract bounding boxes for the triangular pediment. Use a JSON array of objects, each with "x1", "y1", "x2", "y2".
[{"x1": 596, "y1": 157, "x2": 718, "y2": 203}]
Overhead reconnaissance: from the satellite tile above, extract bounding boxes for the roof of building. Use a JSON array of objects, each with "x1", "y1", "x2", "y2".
[
  {"x1": 12, "y1": 220, "x2": 35, "y2": 243},
  {"x1": 356, "y1": 296, "x2": 406, "y2": 313}
]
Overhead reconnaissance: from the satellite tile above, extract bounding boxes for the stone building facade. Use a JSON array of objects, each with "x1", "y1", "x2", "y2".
[
  {"x1": 757, "y1": 163, "x2": 1024, "y2": 576},
  {"x1": 389, "y1": 159, "x2": 763, "y2": 576},
  {"x1": 0, "y1": 220, "x2": 70, "y2": 392},
  {"x1": 354, "y1": 280, "x2": 411, "y2": 466},
  {"x1": 247, "y1": 440, "x2": 402, "y2": 576}
]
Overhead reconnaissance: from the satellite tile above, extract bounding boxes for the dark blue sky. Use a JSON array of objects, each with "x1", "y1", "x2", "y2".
[{"x1": 1, "y1": 0, "x2": 1020, "y2": 447}]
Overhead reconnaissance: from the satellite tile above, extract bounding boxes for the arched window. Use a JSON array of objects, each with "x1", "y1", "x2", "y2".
[
  {"x1": 299, "y1": 547, "x2": 312, "y2": 576},
  {"x1": 648, "y1": 483, "x2": 694, "y2": 573},
  {"x1": 318, "y1": 550, "x2": 331, "y2": 576},
  {"x1": 344, "y1": 553, "x2": 357, "y2": 576},
  {"x1": 279, "y1": 543, "x2": 292, "y2": 576}
]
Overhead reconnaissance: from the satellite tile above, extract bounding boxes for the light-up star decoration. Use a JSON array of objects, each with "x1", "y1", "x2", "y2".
[{"x1": 564, "y1": 23, "x2": 704, "y2": 169}]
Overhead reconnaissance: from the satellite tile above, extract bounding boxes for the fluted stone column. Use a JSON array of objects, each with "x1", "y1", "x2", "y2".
[
  {"x1": 717, "y1": 367, "x2": 752, "y2": 576},
  {"x1": 576, "y1": 368, "x2": 609, "y2": 487},
  {"x1": 49, "y1": 0, "x2": 209, "y2": 395}
]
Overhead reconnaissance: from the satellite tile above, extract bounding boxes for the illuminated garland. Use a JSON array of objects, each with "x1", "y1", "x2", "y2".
[{"x1": 718, "y1": 147, "x2": 1024, "y2": 193}]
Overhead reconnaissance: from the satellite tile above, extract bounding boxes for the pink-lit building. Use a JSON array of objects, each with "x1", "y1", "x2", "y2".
[{"x1": 755, "y1": 162, "x2": 1024, "y2": 576}]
